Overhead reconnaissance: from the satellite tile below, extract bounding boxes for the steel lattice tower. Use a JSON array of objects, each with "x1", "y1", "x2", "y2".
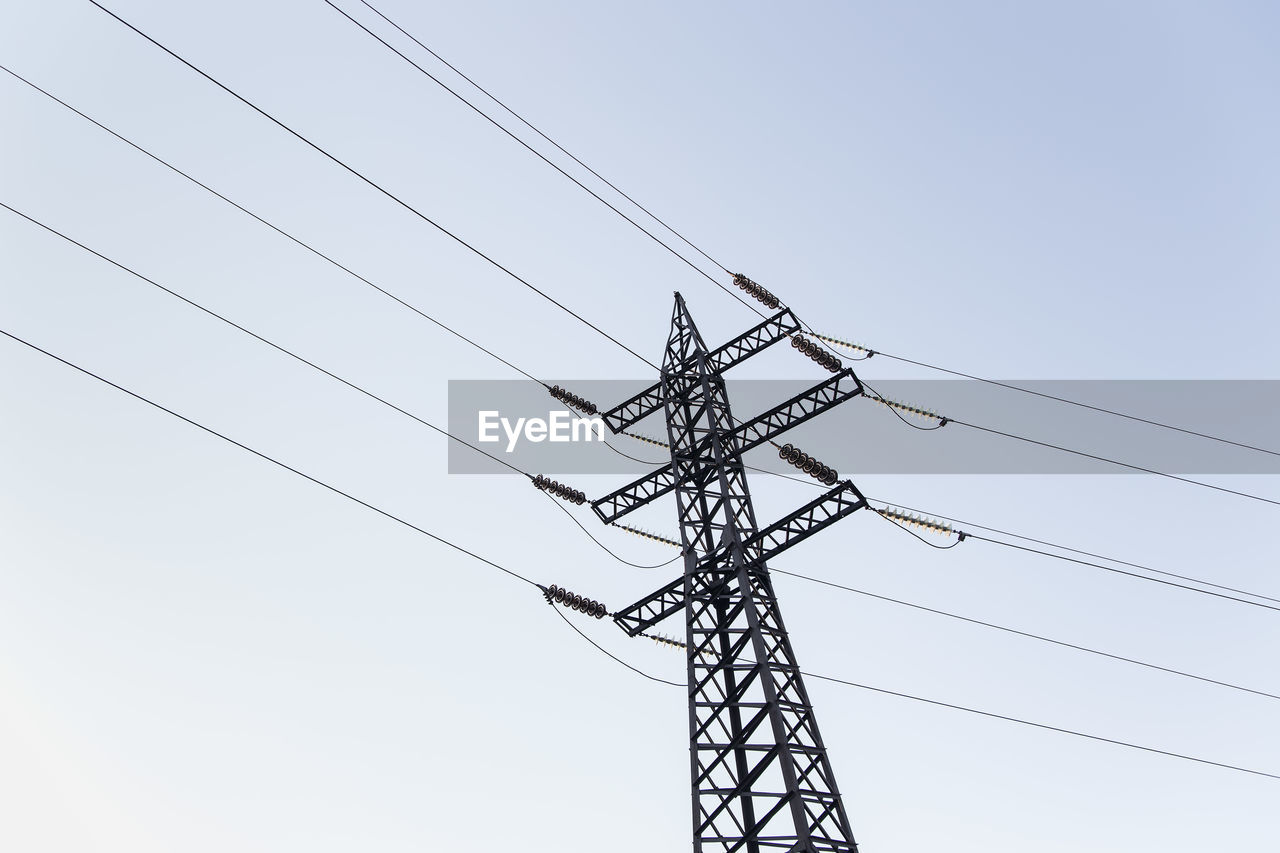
[{"x1": 593, "y1": 294, "x2": 868, "y2": 852}]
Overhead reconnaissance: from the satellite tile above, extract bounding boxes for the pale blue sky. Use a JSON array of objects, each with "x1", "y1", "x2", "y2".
[{"x1": 2, "y1": 1, "x2": 1278, "y2": 851}]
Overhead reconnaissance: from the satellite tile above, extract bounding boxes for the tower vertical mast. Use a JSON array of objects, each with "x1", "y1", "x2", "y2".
[{"x1": 660, "y1": 294, "x2": 858, "y2": 852}]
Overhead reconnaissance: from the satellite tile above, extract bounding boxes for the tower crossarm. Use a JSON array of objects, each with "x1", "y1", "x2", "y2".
[
  {"x1": 727, "y1": 369, "x2": 864, "y2": 454},
  {"x1": 592, "y1": 372, "x2": 864, "y2": 526},
  {"x1": 600, "y1": 307, "x2": 801, "y2": 433},
  {"x1": 611, "y1": 569, "x2": 739, "y2": 638},
  {"x1": 590, "y1": 463, "x2": 681, "y2": 525},
  {"x1": 612, "y1": 574, "x2": 686, "y2": 637},
  {"x1": 744, "y1": 480, "x2": 868, "y2": 565}
]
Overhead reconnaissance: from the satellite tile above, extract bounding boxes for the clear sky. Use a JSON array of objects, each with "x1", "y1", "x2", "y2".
[{"x1": 2, "y1": 1, "x2": 1278, "y2": 851}]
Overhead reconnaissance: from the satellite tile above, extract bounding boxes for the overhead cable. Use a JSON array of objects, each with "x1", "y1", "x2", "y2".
[{"x1": 90, "y1": 1, "x2": 658, "y2": 370}]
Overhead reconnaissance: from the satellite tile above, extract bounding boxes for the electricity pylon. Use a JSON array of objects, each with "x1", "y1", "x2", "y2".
[{"x1": 593, "y1": 294, "x2": 867, "y2": 852}]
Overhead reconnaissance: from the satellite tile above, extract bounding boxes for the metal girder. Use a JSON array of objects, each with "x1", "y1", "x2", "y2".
[
  {"x1": 658, "y1": 294, "x2": 858, "y2": 853},
  {"x1": 612, "y1": 575, "x2": 686, "y2": 637},
  {"x1": 600, "y1": 307, "x2": 801, "y2": 433},
  {"x1": 591, "y1": 371, "x2": 862, "y2": 526},
  {"x1": 728, "y1": 370, "x2": 864, "y2": 455},
  {"x1": 611, "y1": 570, "x2": 735, "y2": 637},
  {"x1": 611, "y1": 482, "x2": 866, "y2": 638},
  {"x1": 591, "y1": 464, "x2": 679, "y2": 525},
  {"x1": 744, "y1": 481, "x2": 868, "y2": 564}
]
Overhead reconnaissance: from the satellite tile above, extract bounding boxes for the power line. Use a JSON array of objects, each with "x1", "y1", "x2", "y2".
[
  {"x1": 349, "y1": 0, "x2": 731, "y2": 278},
  {"x1": 965, "y1": 533, "x2": 1280, "y2": 615},
  {"x1": 802, "y1": 671, "x2": 1280, "y2": 782},
  {"x1": 324, "y1": 0, "x2": 1280, "y2": 464},
  {"x1": 642, "y1": 435, "x2": 1280, "y2": 608},
  {"x1": 98, "y1": 2, "x2": 1268, "y2": 515},
  {"x1": 849, "y1": 386, "x2": 1280, "y2": 509},
  {"x1": 0, "y1": 325, "x2": 540, "y2": 591},
  {"x1": 770, "y1": 568, "x2": 1280, "y2": 702},
  {"x1": 543, "y1": 492, "x2": 682, "y2": 570},
  {"x1": 5, "y1": 319, "x2": 681, "y2": 692},
  {"x1": 7, "y1": 65, "x2": 690, "y2": 570},
  {"x1": 550, "y1": 605, "x2": 683, "y2": 687},
  {"x1": 574, "y1": 599, "x2": 1280, "y2": 780},
  {"x1": 869, "y1": 347, "x2": 1280, "y2": 459},
  {"x1": 32, "y1": 5, "x2": 1277, "y2": 812},
  {"x1": 322, "y1": 0, "x2": 762, "y2": 318},
  {"x1": 947, "y1": 414, "x2": 1280, "y2": 508},
  {"x1": 868, "y1": 497, "x2": 1280, "y2": 606},
  {"x1": 334, "y1": 2, "x2": 1280, "y2": 465},
  {"x1": 0, "y1": 200, "x2": 528, "y2": 479},
  {"x1": 0, "y1": 62, "x2": 544, "y2": 386},
  {"x1": 90, "y1": 0, "x2": 658, "y2": 370}
]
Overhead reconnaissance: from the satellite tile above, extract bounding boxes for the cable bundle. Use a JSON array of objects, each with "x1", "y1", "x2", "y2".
[
  {"x1": 812, "y1": 332, "x2": 875, "y2": 358},
  {"x1": 533, "y1": 474, "x2": 586, "y2": 504},
  {"x1": 778, "y1": 443, "x2": 840, "y2": 486},
  {"x1": 548, "y1": 384, "x2": 598, "y2": 416},
  {"x1": 873, "y1": 396, "x2": 948, "y2": 425},
  {"x1": 731, "y1": 273, "x2": 781, "y2": 309},
  {"x1": 613, "y1": 522, "x2": 681, "y2": 548},
  {"x1": 875, "y1": 506, "x2": 955, "y2": 537},
  {"x1": 544, "y1": 584, "x2": 608, "y2": 618},
  {"x1": 791, "y1": 335, "x2": 843, "y2": 373}
]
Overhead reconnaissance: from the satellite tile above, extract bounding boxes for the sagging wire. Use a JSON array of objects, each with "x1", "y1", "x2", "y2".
[
  {"x1": 548, "y1": 605, "x2": 682, "y2": 687},
  {"x1": 875, "y1": 497, "x2": 1280, "y2": 606},
  {"x1": 541, "y1": 493, "x2": 681, "y2": 569},
  {"x1": 861, "y1": 377, "x2": 949, "y2": 431},
  {"x1": 602, "y1": 435, "x2": 666, "y2": 466}
]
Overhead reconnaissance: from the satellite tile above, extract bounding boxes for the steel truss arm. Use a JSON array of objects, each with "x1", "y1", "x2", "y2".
[
  {"x1": 590, "y1": 464, "x2": 679, "y2": 525},
  {"x1": 600, "y1": 308, "x2": 801, "y2": 433},
  {"x1": 611, "y1": 482, "x2": 866, "y2": 636},
  {"x1": 728, "y1": 369, "x2": 864, "y2": 454},
  {"x1": 611, "y1": 575, "x2": 686, "y2": 637},
  {"x1": 744, "y1": 480, "x2": 868, "y2": 563},
  {"x1": 591, "y1": 372, "x2": 864, "y2": 525}
]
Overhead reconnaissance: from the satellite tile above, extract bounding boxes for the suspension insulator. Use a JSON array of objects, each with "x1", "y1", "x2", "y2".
[
  {"x1": 873, "y1": 396, "x2": 948, "y2": 426},
  {"x1": 612, "y1": 522, "x2": 681, "y2": 549},
  {"x1": 778, "y1": 443, "x2": 841, "y2": 485},
  {"x1": 624, "y1": 431, "x2": 671, "y2": 449},
  {"x1": 874, "y1": 506, "x2": 958, "y2": 538},
  {"x1": 642, "y1": 632, "x2": 688, "y2": 651},
  {"x1": 533, "y1": 474, "x2": 586, "y2": 505},
  {"x1": 812, "y1": 332, "x2": 876, "y2": 358},
  {"x1": 731, "y1": 273, "x2": 781, "y2": 309},
  {"x1": 790, "y1": 335, "x2": 842, "y2": 373},
  {"x1": 547, "y1": 384, "x2": 599, "y2": 416},
  {"x1": 544, "y1": 584, "x2": 608, "y2": 618}
]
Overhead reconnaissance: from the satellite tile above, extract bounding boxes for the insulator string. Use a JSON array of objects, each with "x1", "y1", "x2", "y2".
[
  {"x1": 533, "y1": 474, "x2": 586, "y2": 505},
  {"x1": 790, "y1": 334, "x2": 843, "y2": 373},
  {"x1": 543, "y1": 584, "x2": 608, "y2": 619}
]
